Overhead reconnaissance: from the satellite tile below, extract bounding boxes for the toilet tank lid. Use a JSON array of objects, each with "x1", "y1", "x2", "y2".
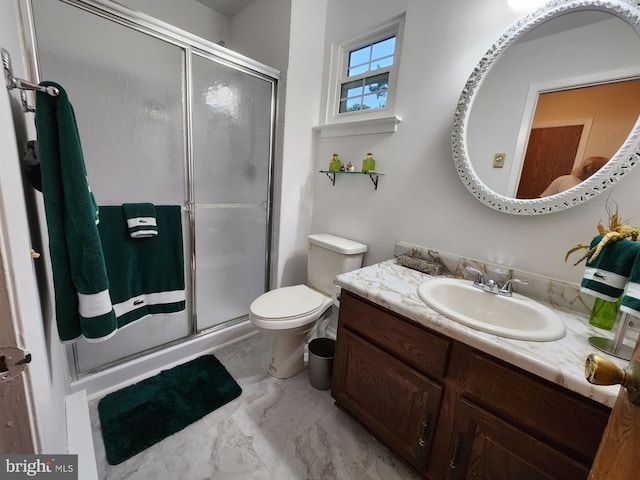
[{"x1": 308, "y1": 234, "x2": 367, "y2": 255}]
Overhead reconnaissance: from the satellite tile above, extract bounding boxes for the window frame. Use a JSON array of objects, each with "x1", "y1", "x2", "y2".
[{"x1": 327, "y1": 17, "x2": 404, "y2": 124}]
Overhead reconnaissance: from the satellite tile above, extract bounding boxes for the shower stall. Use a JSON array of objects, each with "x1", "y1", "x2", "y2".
[{"x1": 26, "y1": 0, "x2": 278, "y2": 380}]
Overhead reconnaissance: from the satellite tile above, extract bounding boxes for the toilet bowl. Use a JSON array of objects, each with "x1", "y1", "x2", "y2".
[
  {"x1": 250, "y1": 234, "x2": 367, "y2": 379},
  {"x1": 250, "y1": 285, "x2": 333, "y2": 378}
]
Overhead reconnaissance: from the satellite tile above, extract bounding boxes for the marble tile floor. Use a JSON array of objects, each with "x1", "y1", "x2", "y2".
[{"x1": 89, "y1": 332, "x2": 423, "y2": 480}]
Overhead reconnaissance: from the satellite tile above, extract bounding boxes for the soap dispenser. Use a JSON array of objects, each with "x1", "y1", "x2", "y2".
[{"x1": 362, "y1": 152, "x2": 376, "y2": 172}]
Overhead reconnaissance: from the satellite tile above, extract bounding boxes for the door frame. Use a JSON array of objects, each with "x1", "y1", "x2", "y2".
[
  {"x1": 1, "y1": 0, "x2": 69, "y2": 454},
  {"x1": 0, "y1": 86, "x2": 38, "y2": 454}
]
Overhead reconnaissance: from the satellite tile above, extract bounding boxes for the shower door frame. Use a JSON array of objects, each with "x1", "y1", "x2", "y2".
[{"x1": 20, "y1": 0, "x2": 278, "y2": 379}]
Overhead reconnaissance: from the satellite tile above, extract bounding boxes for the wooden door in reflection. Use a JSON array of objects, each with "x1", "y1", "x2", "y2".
[{"x1": 516, "y1": 124, "x2": 582, "y2": 198}]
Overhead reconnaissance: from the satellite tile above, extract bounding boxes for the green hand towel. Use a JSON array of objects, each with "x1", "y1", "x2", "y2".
[
  {"x1": 122, "y1": 202, "x2": 158, "y2": 238},
  {"x1": 36, "y1": 81, "x2": 117, "y2": 341},
  {"x1": 581, "y1": 234, "x2": 640, "y2": 301}
]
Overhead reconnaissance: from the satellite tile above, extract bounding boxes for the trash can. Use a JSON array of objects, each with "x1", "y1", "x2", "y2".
[{"x1": 308, "y1": 338, "x2": 336, "y2": 390}]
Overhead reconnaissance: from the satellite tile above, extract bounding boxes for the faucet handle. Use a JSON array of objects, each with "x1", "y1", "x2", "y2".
[
  {"x1": 499, "y1": 278, "x2": 528, "y2": 296},
  {"x1": 465, "y1": 266, "x2": 485, "y2": 286}
]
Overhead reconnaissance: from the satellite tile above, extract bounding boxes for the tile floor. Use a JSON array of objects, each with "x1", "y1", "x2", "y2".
[{"x1": 89, "y1": 332, "x2": 423, "y2": 480}]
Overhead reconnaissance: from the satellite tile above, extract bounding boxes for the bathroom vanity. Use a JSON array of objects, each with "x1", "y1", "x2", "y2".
[{"x1": 331, "y1": 252, "x2": 626, "y2": 480}]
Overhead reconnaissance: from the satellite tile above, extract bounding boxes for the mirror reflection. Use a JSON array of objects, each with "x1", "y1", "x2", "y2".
[{"x1": 467, "y1": 9, "x2": 640, "y2": 200}]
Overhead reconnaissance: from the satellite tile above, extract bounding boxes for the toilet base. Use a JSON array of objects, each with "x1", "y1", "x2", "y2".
[
  {"x1": 251, "y1": 305, "x2": 333, "y2": 379},
  {"x1": 267, "y1": 330, "x2": 308, "y2": 378}
]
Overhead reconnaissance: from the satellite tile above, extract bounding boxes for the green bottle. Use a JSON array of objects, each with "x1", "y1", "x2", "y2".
[
  {"x1": 589, "y1": 296, "x2": 622, "y2": 330},
  {"x1": 362, "y1": 152, "x2": 376, "y2": 172},
  {"x1": 329, "y1": 153, "x2": 341, "y2": 171}
]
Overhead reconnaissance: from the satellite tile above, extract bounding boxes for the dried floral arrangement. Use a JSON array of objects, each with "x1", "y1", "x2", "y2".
[{"x1": 565, "y1": 204, "x2": 639, "y2": 266}]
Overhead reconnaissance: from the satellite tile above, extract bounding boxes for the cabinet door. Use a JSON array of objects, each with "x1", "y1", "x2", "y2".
[
  {"x1": 446, "y1": 399, "x2": 588, "y2": 480},
  {"x1": 332, "y1": 328, "x2": 442, "y2": 472}
]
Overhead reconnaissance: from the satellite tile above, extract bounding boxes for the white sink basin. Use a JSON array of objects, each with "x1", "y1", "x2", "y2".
[{"x1": 417, "y1": 278, "x2": 566, "y2": 341}]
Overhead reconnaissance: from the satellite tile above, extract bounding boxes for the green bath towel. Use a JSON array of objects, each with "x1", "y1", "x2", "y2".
[
  {"x1": 98, "y1": 205, "x2": 185, "y2": 328},
  {"x1": 36, "y1": 81, "x2": 117, "y2": 341}
]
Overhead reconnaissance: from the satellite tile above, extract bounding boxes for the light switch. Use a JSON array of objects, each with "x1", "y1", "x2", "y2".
[{"x1": 493, "y1": 153, "x2": 505, "y2": 168}]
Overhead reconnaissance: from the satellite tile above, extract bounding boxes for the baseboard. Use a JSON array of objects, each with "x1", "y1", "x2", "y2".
[
  {"x1": 65, "y1": 390, "x2": 99, "y2": 480},
  {"x1": 325, "y1": 324, "x2": 337, "y2": 340}
]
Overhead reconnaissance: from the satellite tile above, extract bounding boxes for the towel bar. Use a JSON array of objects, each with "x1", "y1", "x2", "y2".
[{"x1": 2, "y1": 47, "x2": 58, "y2": 112}]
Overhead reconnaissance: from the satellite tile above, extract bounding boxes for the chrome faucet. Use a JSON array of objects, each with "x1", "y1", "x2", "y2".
[
  {"x1": 465, "y1": 266, "x2": 485, "y2": 288},
  {"x1": 498, "y1": 278, "x2": 528, "y2": 296},
  {"x1": 465, "y1": 266, "x2": 528, "y2": 296}
]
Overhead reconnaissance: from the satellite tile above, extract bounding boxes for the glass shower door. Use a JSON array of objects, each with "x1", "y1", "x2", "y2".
[
  {"x1": 29, "y1": 0, "x2": 277, "y2": 376},
  {"x1": 191, "y1": 52, "x2": 274, "y2": 330}
]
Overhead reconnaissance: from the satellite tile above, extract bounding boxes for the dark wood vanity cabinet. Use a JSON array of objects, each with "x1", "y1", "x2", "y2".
[
  {"x1": 333, "y1": 329, "x2": 442, "y2": 470},
  {"x1": 446, "y1": 399, "x2": 588, "y2": 479},
  {"x1": 331, "y1": 290, "x2": 611, "y2": 480}
]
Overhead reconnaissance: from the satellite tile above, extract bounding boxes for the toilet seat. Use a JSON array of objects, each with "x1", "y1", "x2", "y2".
[{"x1": 250, "y1": 285, "x2": 332, "y2": 330}]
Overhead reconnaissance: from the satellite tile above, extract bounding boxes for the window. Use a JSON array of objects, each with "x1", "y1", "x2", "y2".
[{"x1": 330, "y1": 17, "x2": 404, "y2": 122}]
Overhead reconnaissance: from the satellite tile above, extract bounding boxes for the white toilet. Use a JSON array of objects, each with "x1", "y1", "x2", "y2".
[{"x1": 250, "y1": 234, "x2": 367, "y2": 378}]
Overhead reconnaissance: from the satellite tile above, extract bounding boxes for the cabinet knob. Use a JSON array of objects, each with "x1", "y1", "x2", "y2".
[{"x1": 585, "y1": 354, "x2": 640, "y2": 406}]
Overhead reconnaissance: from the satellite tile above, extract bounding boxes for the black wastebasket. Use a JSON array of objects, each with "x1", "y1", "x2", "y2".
[{"x1": 308, "y1": 338, "x2": 336, "y2": 390}]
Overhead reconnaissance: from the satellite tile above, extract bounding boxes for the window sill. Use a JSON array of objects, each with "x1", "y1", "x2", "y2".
[{"x1": 313, "y1": 115, "x2": 402, "y2": 138}]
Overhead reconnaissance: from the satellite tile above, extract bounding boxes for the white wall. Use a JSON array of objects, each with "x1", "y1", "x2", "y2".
[
  {"x1": 276, "y1": 0, "x2": 328, "y2": 286},
  {"x1": 293, "y1": 0, "x2": 640, "y2": 285},
  {"x1": 116, "y1": 0, "x2": 230, "y2": 44},
  {"x1": 229, "y1": 0, "x2": 291, "y2": 72}
]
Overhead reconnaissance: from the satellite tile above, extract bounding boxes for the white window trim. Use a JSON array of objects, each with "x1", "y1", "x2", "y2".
[{"x1": 324, "y1": 15, "x2": 405, "y2": 129}]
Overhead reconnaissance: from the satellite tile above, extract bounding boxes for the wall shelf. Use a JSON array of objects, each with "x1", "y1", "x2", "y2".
[
  {"x1": 319, "y1": 170, "x2": 384, "y2": 190},
  {"x1": 313, "y1": 115, "x2": 402, "y2": 138}
]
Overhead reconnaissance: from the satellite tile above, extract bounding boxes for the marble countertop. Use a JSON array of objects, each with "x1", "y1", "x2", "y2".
[{"x1": 335, "y1": 259, "x2": 633, "y2": 408}]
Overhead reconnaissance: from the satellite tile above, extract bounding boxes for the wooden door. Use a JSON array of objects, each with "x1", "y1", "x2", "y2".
[
  {"x1": 589, "y1": 334, "x2": 640, "y2": 479},
  {"x1": 516, "y1": 125, "x2": 583, "y2": 199},
  {"x1": 332, "y1": 327, "x2": 443, "y2": 472}
]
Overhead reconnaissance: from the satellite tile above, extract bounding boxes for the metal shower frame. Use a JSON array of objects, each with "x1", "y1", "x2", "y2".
[{"x1": 18, "y1": 0, "x2": 279, "y2": 379}]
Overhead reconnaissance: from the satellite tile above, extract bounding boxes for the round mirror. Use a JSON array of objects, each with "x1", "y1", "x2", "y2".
[{"x1": 452, "y1": 0, "x2": 640, "y2": 214}]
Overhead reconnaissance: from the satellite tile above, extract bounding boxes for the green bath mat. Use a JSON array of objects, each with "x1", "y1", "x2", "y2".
[{"x1": 98, "y1": 355, "x2": 242, "y2": 465}]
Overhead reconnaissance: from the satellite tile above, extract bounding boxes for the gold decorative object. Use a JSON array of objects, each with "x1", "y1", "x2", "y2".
[{"x1": 565, "y1": 205, "x2": 639, "y2": 266}]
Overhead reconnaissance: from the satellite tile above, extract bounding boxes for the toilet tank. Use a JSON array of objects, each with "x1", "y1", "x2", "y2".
[{"x1": 307, "y1": 234, "x2": 367, "y2": 296}]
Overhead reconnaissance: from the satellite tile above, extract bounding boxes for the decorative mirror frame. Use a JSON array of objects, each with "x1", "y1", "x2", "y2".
[{"x1": 452, "y1": 0, "x2": 640, "y2": 215}]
